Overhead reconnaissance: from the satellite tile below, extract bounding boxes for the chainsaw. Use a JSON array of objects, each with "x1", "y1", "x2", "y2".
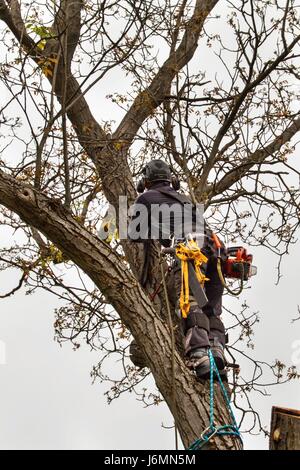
[{"x1": 223, "y1": 246, "x2": 257, "y2": 281}]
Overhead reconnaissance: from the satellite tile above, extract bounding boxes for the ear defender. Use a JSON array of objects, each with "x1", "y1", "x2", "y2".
[
  {"x1": 136, "y1": 177, "x2": 146, "y2": 193},
  {"x1": 171, "y1": 175, "x2": 180, "y2": 190}
]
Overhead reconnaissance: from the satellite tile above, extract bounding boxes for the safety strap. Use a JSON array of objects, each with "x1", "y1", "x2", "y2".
[{"x1": 175, "y1": 239, "x2": 208, "y2": 318}]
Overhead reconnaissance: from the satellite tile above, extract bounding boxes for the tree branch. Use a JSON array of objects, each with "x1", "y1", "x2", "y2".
[
  {"x1": 113, "y1": 0, "x2": 219, "y2": 144},
  {"x1": 197, "y1": 33, "x2": 300, "y2": 196},
  {"x1": 0, "y1": 0, "x2": 36, "y2": 53},
  {"x1": 44, "y1": 0, "x2": 83, "y2": 67},
  {"x1": 201, "y1": 114, "x2": 300, "y2": 199}
]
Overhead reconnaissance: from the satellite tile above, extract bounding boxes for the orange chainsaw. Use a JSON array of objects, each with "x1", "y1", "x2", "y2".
[{"x1": 223, "y1": 246, "x2": 257, "y2": 281}]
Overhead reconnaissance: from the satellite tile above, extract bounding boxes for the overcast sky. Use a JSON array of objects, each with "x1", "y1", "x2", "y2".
[{"x1": 0, "y1": 0, "x2": 300, "y2": 450}]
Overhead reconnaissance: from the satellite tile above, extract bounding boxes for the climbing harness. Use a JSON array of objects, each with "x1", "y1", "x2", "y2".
[
  {"x1": 160, "y1": 235, "x2": 209, "y2": 316},
  {"x1": 188, "y1": 349, "x2": 243, "y2": 450},
  {"x1": 175, "y1": 238, "x2": 209, "y2": 318}
]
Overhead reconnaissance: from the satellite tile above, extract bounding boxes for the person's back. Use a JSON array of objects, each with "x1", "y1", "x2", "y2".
[{"x1": 128, "y1": 173, "x2": 201, "y2": 246}]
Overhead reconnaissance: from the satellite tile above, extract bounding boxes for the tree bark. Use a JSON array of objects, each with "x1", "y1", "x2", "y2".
[{"x1": 270, "y1": 406, "x2": 300, "y2": 450}]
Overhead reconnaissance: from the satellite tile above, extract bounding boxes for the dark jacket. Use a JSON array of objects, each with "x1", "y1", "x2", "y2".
[
  {"x1": 128, "y1": 182, "x2": 200, "y2": 247},
  {"x1": 128, "y1": 182, "x2": 227, "y2": 316}
]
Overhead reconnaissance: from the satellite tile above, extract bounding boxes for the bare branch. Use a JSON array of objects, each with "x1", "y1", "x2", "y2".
[
  {"x1": 113, "y1": 0, "x2": 219, "y2": 143},
  {"x1": 204, "y1": 114, "x2": 300, "y2": 198},
  {"x1": 0, "y1": 0, "x2": 36, "y2": 53},
  {"x1": 197, "y1": 33, "x2": 300, "y2": 195}
]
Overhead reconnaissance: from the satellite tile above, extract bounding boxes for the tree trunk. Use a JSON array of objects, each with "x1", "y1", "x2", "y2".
[{"x1": 270, "y1": 406, "x2": 300, "y2": 450}]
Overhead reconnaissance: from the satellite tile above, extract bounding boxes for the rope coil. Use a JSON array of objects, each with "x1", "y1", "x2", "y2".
[{"x1": 189, "y1": 349, "x2": 243, "y2": 450}]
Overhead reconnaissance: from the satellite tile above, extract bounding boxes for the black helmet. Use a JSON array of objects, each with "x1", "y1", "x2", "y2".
[
  {"x1": 136, "y1": 159, "x2": 180, "y2": 193},
  {"x1": 143, "y1": 159, "x2": 171, "y2": 183}
]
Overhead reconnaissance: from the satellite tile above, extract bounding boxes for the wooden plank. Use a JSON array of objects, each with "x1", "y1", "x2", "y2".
[
  {"x1": 272, "y1": 406, "x2": 300, "y2": 418},
  {"x1": 270, "y1": 406, "x2": 300, "y2": 450}
]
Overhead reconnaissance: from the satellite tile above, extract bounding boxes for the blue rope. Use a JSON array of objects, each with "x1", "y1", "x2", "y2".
[{"x1": 189, "y1": 349, "x2": 243, "y2": 450}]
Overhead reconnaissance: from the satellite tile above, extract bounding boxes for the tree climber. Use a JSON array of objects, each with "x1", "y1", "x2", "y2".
[{"x1": 128, "y1": 160, "x2": 228, "y2": 380}]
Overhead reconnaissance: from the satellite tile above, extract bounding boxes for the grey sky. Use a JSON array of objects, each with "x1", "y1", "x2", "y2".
[{"x1": 0, "y1": 0, "x2": 300, "y2": 450}]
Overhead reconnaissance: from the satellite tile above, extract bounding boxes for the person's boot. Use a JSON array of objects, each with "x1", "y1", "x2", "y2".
[
  {"x1": 189, "y1": 347, "x2": 210, "y2": 380},
  {"x1": 209, "y1": 340, "x2": 229, "y2": 384},
  {"x1": 210, "y1": 337, "x2": 226, "y2": 371}
]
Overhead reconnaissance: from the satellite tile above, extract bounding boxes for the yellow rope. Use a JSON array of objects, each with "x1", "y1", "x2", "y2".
[{"x1": 175, "y1": 239, "x2": 209, "y2": 318}]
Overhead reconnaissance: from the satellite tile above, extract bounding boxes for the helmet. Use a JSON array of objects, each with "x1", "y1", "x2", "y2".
[
  {"x1": 143, "y1": 159, "x2": 171, "y2": 183},
  {"x1": 136, "y1": 159, "x2": 180, "y2": 193}
]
